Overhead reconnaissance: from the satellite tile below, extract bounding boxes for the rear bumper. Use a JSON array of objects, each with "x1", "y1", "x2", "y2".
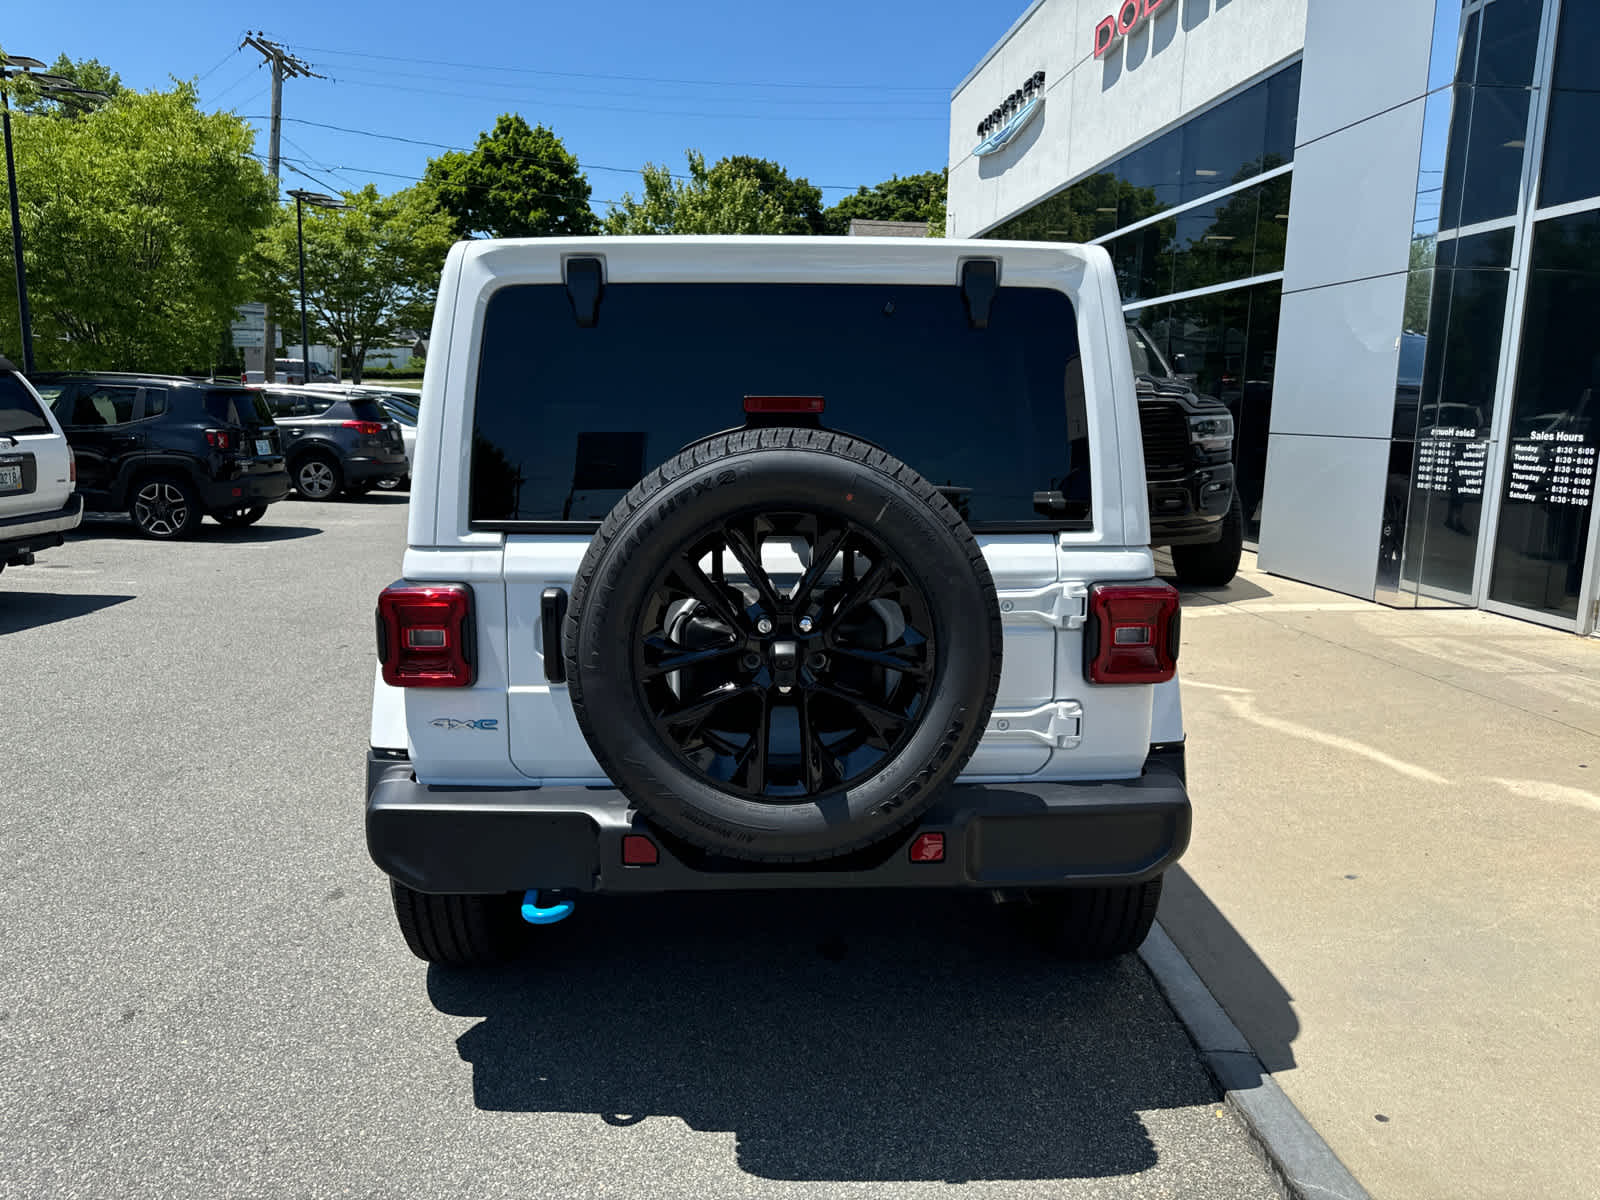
[
  {"x1": 200, "y1": 467, "x2": 291, "y2": 511},
  {"x1": 0, "y1": 495, "x2": 83, "y2": 561},
  {"x1": 1149, "y1": 464, "x2": 1233, "y2": 547},
  {"x1": 365, "y1": 746, "x2": 1191, "y2": 895},
  {"x1": 345, "y1": 454, "x2": 410, "y2": 485}
]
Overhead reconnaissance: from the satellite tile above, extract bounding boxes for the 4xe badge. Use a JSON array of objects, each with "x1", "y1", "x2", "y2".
[{"x1": 430, "y1": 717, "x2": 499, "y2": 731}]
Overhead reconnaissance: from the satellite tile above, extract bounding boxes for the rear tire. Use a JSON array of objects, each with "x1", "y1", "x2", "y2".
[
  {"x1": 1171, "y1": 490, "x2": 1243, "y2": 587},
  {"x1": 214, "y1": 504, "x2": 267, "y2": 528},
  {"x1": 1023, "y1": 876, "x2": 1163, "y2": 959},
  {"x1": 389, "y1": 880, "x2": 525, "y2": 967},
  {"x1": 293, "y1": 453, "x2": 342, "y2": 500}
]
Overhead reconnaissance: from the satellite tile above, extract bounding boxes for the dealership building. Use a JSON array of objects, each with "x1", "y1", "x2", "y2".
[{"x1": 950, "y1": 0, "x2": 1600, "y2": 635}]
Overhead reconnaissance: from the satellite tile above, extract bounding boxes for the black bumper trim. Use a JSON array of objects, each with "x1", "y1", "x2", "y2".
[{"x1": 365, "y1": 747, "x2": 1191, "y2": 895}]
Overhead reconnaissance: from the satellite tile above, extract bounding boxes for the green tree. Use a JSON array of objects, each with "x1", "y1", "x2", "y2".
[
  {"x1": 14, "y1": 54, "x2": 125, "y2": 118},
  {"x1": 823, "y1": 170, "x2": 948, "y2": 236},
  {"x1": 422, "y1": 114, "x2": 596, "y2": 239},
  {"x1": 604, "y1": 151, "x2": 788, "y2": 235},
  {"x1": 717, "y1": 155, "x2": 825, "y2": 235},
  {"x1": 0, "y1": 82, "x2": 273, "y2": 372},
  {"x1": 256, "y1": 184, "x2": 456, "y2": 382}
]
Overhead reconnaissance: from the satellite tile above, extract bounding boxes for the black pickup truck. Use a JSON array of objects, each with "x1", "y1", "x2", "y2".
[{"x1": 1126, "y1": 324, "x2": 1242, "y2": 586}]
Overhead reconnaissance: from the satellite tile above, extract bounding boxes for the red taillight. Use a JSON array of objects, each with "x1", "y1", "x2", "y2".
[
  {"x1": 376, "y1": 583, "x2": 475, "y2": 687},
  {"x1": 743, "y1": 395, "x2": 825, "y2": 414},
  {"x1": 67, "y1": 446, "x2": 76, "y2": 483},
  {"x1": 1085, "y1": 581, "x2": 1180, "y2": 684},
  {"x1": 909, "y1": 832, "x2": 945, "y2": 863},
  {"x1": 342, "y1": 420, "x2": 385, "y2": 436},
  {"x1": 205, "y1": 429, "x2": 235, "y2": 450},
  {"x1": 622, "y1": 835, "x2": 659, "y2": 866}
]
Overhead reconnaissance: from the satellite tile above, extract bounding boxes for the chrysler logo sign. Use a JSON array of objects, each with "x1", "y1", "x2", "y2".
[
  {"x1": 1095, "y1": 0, "x2": 1172, "y2": 58},
  {"x1": 974, "y1": 70, "x2": 1046, "y2": 157}
]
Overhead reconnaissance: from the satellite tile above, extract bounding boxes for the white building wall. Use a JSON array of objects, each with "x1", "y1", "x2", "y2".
[
  {"x1": 1256, "y1": 0, "x2": 1440, "y2": 598},
  {"x1": 948, "y1": 0, "x2": 1309, "y2": 240}
]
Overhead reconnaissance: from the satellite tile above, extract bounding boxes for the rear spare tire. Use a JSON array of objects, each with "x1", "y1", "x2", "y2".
[{"x1": 563, "y1": 428, "x2": 1002, "y2": 862}]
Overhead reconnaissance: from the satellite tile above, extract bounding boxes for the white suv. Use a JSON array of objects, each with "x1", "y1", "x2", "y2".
[
  {"x1": 366, "y1": 238, "x2": 1190, "y2": 966},
  {"x1": 0, "y1": 358, "x2": 82, "y2": 575}
]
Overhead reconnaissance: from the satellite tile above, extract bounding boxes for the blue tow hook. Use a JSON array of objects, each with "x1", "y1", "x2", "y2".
[{"x1": 520, "y1": 889, "x2": 575, "y2": 925}]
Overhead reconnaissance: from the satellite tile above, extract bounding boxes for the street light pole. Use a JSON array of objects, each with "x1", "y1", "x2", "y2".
[
  {"x1": 1, "y1": 82, "x2": 34, "y2": 373},
  {"x1": 1, "y1": 55, "x2": 107, "y2": 374},
  {"x1": 285, "y1": 189, "x2": 344, "y2": 384}
]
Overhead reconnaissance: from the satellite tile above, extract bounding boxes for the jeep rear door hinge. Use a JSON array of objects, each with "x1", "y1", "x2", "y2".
[
  {"x1": 997, "y1": 582, "x2": 1088, "y2": 630},
  {"x1": 986, "y1": 702, "x2": 1084, "y2": 749}
]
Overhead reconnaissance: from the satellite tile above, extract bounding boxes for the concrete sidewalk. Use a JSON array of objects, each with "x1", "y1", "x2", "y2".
[{"x1": 1162, "y1": 552, "x2": 1600, "y2": 1200}]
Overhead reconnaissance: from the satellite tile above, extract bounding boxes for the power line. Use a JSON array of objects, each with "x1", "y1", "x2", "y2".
[
  {"x1": 196, "y1": 43, "x2": 242, "y2": 83},
  {"x1": 294, "y1": 43, "x2": 950, "y2": 92},
  {"x1": 243, "y1": 115, "x2": 901, "y2": 190},
  {"x1": 282, "y1": 155, "x2": 628, "y2": 207},
  {"x1": 319, "y1": 77, "x2": 944, "y2": 122},
  {"x1": 208, "y1": 64, "x2": 261, "y2": 104},
  {"x1": 318, "y1": 60, "x2": 944, "y2": 108}
]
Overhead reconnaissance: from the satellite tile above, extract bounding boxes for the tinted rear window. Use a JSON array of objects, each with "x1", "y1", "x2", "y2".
[
  {"x1": 470, "y1": 283, "x2": 1090, "y2": 529},
  {"x1": 346, "y1": 399, "x2": 388, "y2": 423},
  {"x1": 205, "y1": 390, "x2": 272, "y2": 425},
  {"x1": 0, "y1": 374, "x2": 53, "y2": 436}
]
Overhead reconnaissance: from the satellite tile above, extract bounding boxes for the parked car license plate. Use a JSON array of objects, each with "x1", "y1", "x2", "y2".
[
  {"x1": 0, "y1": 465, "x2": 20, "y2": 491},
  {"x1": 255, "y1": 439, "x2": 271, "y2": 457}
]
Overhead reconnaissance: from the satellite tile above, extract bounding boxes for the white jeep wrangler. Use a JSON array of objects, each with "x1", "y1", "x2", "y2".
[{"x1": 367, "y1": 237, "x2": 1189, "y2": 965}]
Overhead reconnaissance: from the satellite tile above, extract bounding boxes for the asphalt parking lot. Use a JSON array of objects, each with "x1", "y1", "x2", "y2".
[{"x1": 0, "y1": 499, "x2": 1281, "y2": 1200}]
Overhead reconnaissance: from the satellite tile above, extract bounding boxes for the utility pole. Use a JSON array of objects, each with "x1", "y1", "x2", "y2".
[{"x1": 241, "y1": 34, "x2": 321, "y2": 384}]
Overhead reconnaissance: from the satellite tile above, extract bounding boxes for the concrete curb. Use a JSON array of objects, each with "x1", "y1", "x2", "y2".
[{"x1": 1140, "y1": 923, "x2": 1372, "y2": 1200}]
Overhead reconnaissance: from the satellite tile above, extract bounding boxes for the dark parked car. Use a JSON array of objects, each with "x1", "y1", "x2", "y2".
[
  {"x1": 28, "y1": 372, "x2": 290, "y2": 538},
  {"x1": 253, "y1": 386, "x2": 409, "y2": 500}
]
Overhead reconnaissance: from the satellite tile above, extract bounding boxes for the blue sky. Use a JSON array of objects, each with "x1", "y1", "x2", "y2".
[{"x1": 7, "y1": 0, "x2": 1017, "y2": 211}]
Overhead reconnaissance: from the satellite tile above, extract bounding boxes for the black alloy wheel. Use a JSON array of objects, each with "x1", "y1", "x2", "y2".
[
  {"x1": 130, "y1": 477, "x2": 201, "y2": 539},
  {"x1": 635, "y1": 510, "x2": 936, "y2": 801}
]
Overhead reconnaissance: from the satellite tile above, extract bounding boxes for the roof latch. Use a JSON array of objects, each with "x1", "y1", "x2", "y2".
[
  {"x1": 564, "y1": 257, "x2": 604, "y2": 329},
  {"x1": 960, "y1": 259, "x2": 999, "y2": 330}
]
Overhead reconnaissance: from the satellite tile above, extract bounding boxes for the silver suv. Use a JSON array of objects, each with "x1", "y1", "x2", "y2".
[
  {"x1": 0, "y1": 358, "x2": 82, "y2": 575},
  {"x1": 365, "y1": 237, "x2": 1191, "y2": 967}
]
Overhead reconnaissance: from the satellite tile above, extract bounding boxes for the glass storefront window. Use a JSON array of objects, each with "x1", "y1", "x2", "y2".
[
  {"x1": 1172, "y1": 193, "x2": 1259, "y2": 293},
  {"x1": 1134, "y1": 282, "x2": 1281, "y2": 540},
  {"x1": 1488, "y1": 210, "x2": 1600, "y2": 619},
  {"x1": 1108, "y1": 218, "x2": 1176, "y2": 302},
  {"x1": 1103, "y1": 174, "x2": 1293, "y2": 301},
  {"x1": 1180, "y1": 84, "x2": 1268, "y2": 202},
  {"x1": 1473, "y1": 0, "x2": 1541, "y2": 88},
  {"x1": 1460, "y1": 88, "x2": 1530, "y2": 227},
  {"x1": 984, "y1": 62, "x2": 1301, "y2": 245},
  {"x1": 1538, "y1": 0, "x2": 1600, "y2": 210}
]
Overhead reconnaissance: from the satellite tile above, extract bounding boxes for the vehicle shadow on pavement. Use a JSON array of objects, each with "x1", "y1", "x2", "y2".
[
  {"x1": 0, "y1": 590, "x2": 134, "y2": 635},
  {"x1": 1165, "y1": 574, "x2": 1275, "y2": 602},
  {"x1": 68, "y1": 521, "x2": 323, "y2": 543},
  {"x1": 427, "y1": 889, "x2": 1227, "y2": 1183},
  {"x1": 1157, "y1": 866, "x2": 1299, "y2": 1073}
]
